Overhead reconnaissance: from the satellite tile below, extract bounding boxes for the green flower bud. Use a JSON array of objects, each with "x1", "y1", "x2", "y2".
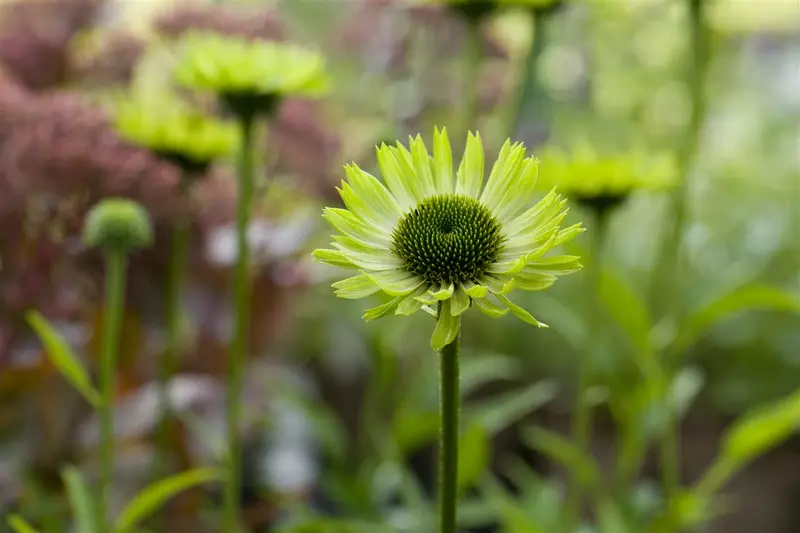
[{"x1": 82, "y1": 198, "x2": 154, "y2": 251}]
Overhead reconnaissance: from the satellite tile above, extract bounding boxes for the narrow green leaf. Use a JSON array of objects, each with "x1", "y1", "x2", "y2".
[
  {"x1": 458, "y1": 422, "x2": 490, "y2": 493},
  {"x1": 62, "y1": 465, "x2": 97, "y2": 533},
  {"x1": 7, "y1": 516, "x2": 41, "y2": 533},
  {"x1": 114, "y1": 468, "x2": 222, "y2": 532},
  {"x1": 600, "y1": 268, "x2": 654, "y2": 358},
  {"x1": 466, "y1": 380, "x2": 558, "y2": 435},
  {"x1": 597, "y1": 499, "x2": 631, "y2": 533},
  {"x1": 459, "y1": 352, "x2": 523, "y2": 397},
  {"x1": 674, "y1": 284, "x2": 800, "y2": 354},
  {"x1": 521, "y1": 426, "x2": 601, "y2": 490},
  {"x1": 480, "y1": 475, "x2": 546, "y2": 533},
  {"x1": 394, "y1": 409, "x2": 439, "y2": 454},
  {"x1": 26, "y1": 310, "x2": 102, "y2": 408}
]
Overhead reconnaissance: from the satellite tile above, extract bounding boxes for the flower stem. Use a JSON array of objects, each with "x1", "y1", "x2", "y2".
[
  {"x1": 97, "y1": 249, "x2": 128, "y2": 532},
  {"x1": 224, "y1": 111, "x2": 257, "y2": 533},
  {"x1": 566, "y1": 206, "x2": 609, "y2": 526},
  {"x1": 439, "y1": 324, "x2": 461, "y2": 533},
  {"x1": 156, "y1": 219, "x2": 189, "y2": 478},
  {"x1": 463, "y1": 18, "x2": 484, "y2": 137},
  {"x1": 655, "y1": 0, "x2": 710, "y2": 502}
]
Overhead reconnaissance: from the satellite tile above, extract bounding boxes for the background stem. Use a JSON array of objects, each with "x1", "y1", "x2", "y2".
[
  {"x1": 439, "y1": 324, "x2": 461, "y2": 533},
  {"x1": 463, "y1": 19, "x2": 484, "y2": 138},
  {"x1": 224, "y1": 111, "x2": 256, "y2": 533},
  {"x1": 566, "y1": 206, "x2": 609, "y2": 526},
  {"x1": 97, "y1": 250, "x2": 128, "y2": 532}
]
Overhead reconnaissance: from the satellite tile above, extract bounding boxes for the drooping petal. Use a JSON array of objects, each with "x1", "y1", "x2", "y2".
[
  {"x1": 496, "y1": 295, "x2": 548, "y2": 327},
  {"x1": 473, "y1": 297, "x2": 509, "y2": 318},
  {"x1": 432, "y1": 127, "x2": 453, "y2": 194},
  {"x1": 483, "y1": 276, "x2": 516, "y2": 295},
  {"x1": 480, "y1": 141, "x2": 526, "y2": 212},
  {"x1": 503, "y1": 272, "x2": 557, "y2": 291},
  {"x1": 487, "y1": 254, "x2": 530, "y2": 275},
  {"x1": 431, "y1": 282, "x2": 455, "y2": 300},
  {"x1": 410, "y1": 135, "x2": 437, "y2": 196},
  {"x1": 332, "y1": 274, "x2": 381, "y2": 299},
  {"x1": 376, "y1": 144, "x2": 416, "y2": 209},
  {"x1": 365, "y1": 269, "x2": 424, "y2": 296},
  {"x1": 456, "y1": 131, "x2": 485, "y2": 198},
  {"x1": 450, "y1": 285, "x2": 470, "y2": 316},
  {"x1": 396, "y1": 286, "x2": 428, "y2": 315},
  {"x1": 462, "y1": 280, "x2": 488, "y2": 299},
  {"x1": 431, "y1": 299, "x2": 460, "y2": 350},
  {"x1": 323, "y1": 207, "x2": 390, "y2": 247},
  {"x1": 522, "y1": 255, "x2": 583, "y2": 276},
  {"x1": 363, "y1": 295, "x2": 405, "y2": 321},
  {"x1": 415, "y1": 290, "x2": 438, "y2": 305},
  {"x1": 312, "y1": 249, "x2": 359, "y2": 269},
  {"x1": 344, "y1": 164, "x2": 403, "y2": 226}
]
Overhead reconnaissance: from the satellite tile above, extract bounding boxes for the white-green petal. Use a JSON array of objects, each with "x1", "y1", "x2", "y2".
[
  {"x1": 365, "y1": 269, "x2": 424, "y2": 296},
  {"x1": 450, "y1": 285, "x2": 470, "y2": 316},
  {"x1": 493, "y1": 157, "x2": 540, "y2": 224},
  {"x1": 496, "y1": 295, "x2": 548, "y2": 328},
  {"x1": 503, "y1": 272, "x2": 557, "y2": 291},
  {"x1": 503, "y1": 188, "x2": 562, "y2": 237},
  {"x1": 391, "y1": 144, "x2": 434, "y2": 199},
  {"x1": 396, "y1": 286, "x2": 428, "y2": 315},
  {"x1": 332, "y1": 274, "x2": 380, "y2": 299},
  {"x1": 503, "y1": 208, "x2": 569, "y2": 254},
  {"x1": 376, "y1": 144, "x2": 416, "y2": 209},
  {"x1": 553, "y1": 223, "x2": 585, "y2": 246},
  {"x1": 323, "y1": 207, "x2": 389, "y2": 247},
  {"x1": 363, "y1": 296, "x2": 405, "y2": 321},
  {"x1": 522, "y1": 255, "x2": 583, "y2": 276},
  {"x1": 480, "y1": 141, "x2": 526, "y2": 213},
  {"x1": 473, "y1": 297, "x2": 509, "y2": 318},
  {"x1": 344, "y1": 165, "x2": 402, "y2": 228},
  {"x1": 338, "y1": 182, "x2": 393, "y2": 233},
  {"x1": 333, "y1": 239, "x2": 403, "y2": 271},
  {"x1": 483, "y1": 276, "x2": 516, "y2": 295},
  {"x1": 312, "y1": 249, "x2": 359, "y2": 269},
  {"x1": 431, "y1": 282, "x2": 455, "y2": 300},
  {"x1": 499, "y1": 227, "x2": 559, "y2": 261},
  {"x1": 487, "y1": 254, "x2": 529, "y2": 275},
  {"x1": 410, "y1": 135, "x2": 436, "y2": 196},
  {"x1": 431, "y1": 299, "x2": 460, "y2": 350},
  {"x1": 462, "y1": 280, "x2": 488, "y2": 299},
  {"x1": 421, "y1": 304, "x2": 438, "y2": 317},
  {"x1": 456, "y1": 131, "x2": 484, "y2": 198},
  {"x1": 432, "y1": 127, "x2": 453, "y2": 194},
  {"x1": 415, "y1": 290, "x2": 438, "y2": 305}
]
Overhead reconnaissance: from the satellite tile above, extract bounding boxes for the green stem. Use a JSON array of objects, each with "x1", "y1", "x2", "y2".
[
  {"x1": 224, "y1": 111, "x2": 257, "y2": 533},
  {"x1": 97, "y1": 250, "x2": 128, "y2": 533},
  {"x1": 566, "y1": 206, "x2": 608, "y2": 526},
  {"x1": 463, "y1": 19, "x2": 484, "y2": 137},
  {"x1": 155, "y1": 219, "x2": 189, "y2": 478},
  {"x1": 509, "y1": 7, "x2": 553, "y2": 139},
  {"x1": 656, "y1": 0, "x2": 710, "y2": 502},
  {"x1": 439, "y1": 324, "x2": 461, "y2": 533}
]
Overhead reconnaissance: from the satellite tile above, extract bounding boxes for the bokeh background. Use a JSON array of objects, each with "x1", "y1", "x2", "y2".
[{"x1": 0, "y1": 0, "x2": 798, "y2": 532}]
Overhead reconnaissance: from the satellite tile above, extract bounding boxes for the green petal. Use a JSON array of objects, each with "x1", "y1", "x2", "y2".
[
  {"x1": 363, "y1": 296, "x2": 405, "y2": 321},
  {"x1": 502, "y1": 207, "x2": 569, "y2": 256},
  {"x1": 323, "y1": 208, "x2": 389, "y2": 247},
  {"x1": 553, "y1": 223, "x2": 585, "y2": 246},
  {"x1": 451, "y1": 285, "x2": 470, "y2": 316},
  {"x1": 522, "y1": 255, "x2": 583, "y2": 276},
  {"x1": 494, "y1": 156, "x2": 540, "y2": 224},
  {"x1": 365, "y1": 269, "x2": 424, "y2": 296},
  {"x1": 332, "y1": 275, "x2": 380, "y2": 299},
  {"x1": 503, "y1": 188, "x2": 562, "y2": 237},
  {"x1": 504, "y1": 272, "x2": 557, "y2": 291},
  {"x1": 421, "y1": 305, "x2": 438, "y2": 317},
  {"x1": 333, "y1": 240, "x2": 403, "y2": 271},
  {"x1": 431, "y1": 282, "x2": 455, "y2": 300},
  {"x1": 376, "y1": 144, "x2": 417, "y2": 209},
  {"x1": 432, "y1": 127, "x2": 453, "y2": 194},
  {"x1": 431, "y1": 299, "x2": 461, "y2": 350},
  {"x1": 487, "y1": 254, "x2": 529, "y2": 275},
  {"x1": 415, "y1": 290, "x2": 438, "y2": 305},
  {"x1": 338, "y1": 182, "x2": 392, "y2": 233},
  {"x1": 410, "y1": 135, "x2": 436, "y2": 195},
  {"x1": 473, "y1": 297, "x2": 509, "y2": 318},
  {"x1": 496, "y1": 295, "x2": 548, "y2": 328},
  {"x1": 480, "y1": 141, "x2": 527, "y2": 213},
  {"x1": 499, "y1": 226, "x2": 559, "y2": 262},
  {"x1": 312, "y1": 249, "x2": 359, "y2": 269},
  {"x1": 344, "y1": 165, "x2": 402, "y2": 228},
  {"x1": 483, "y1": 276, "x2": 516, "y2": 295},
  {"x1": 462, "y1": 280, "x2": 488, "y2": 299},
  {"x1": 456, "y1": 131, "x2": 485, "y2": 198},
  {"x1": 396, "y1": 286, "x2": 428, "y2": 315}
]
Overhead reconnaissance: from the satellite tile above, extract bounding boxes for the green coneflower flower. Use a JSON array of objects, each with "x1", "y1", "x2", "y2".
[
  {"x1": 173, "y1": 30, "x2": 329, "y2": 119},
  {"x1": 419, "y1": 0, "x2": 563, "y2": 23},
  {"x1": 538, "y1": 142, "x2": 677, "y2": 213},
  {"x1": 313, "y1": 128, "x2": 584, "y2": 350},
  {"x1": 112, "y1": 91, "x2": 239, "y2": 176}
]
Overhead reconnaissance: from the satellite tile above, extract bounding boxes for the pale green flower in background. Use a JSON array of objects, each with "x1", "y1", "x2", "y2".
[{"x1": 313, "y1": 128, "x2": 584, "y2": 350}]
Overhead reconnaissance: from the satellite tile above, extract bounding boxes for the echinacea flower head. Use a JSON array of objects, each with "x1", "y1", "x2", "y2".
[
  {"x1": 83, "y1": 198, "x2": 153, "y2": 252},
  {"x1": 173, "y1": 31, "x2": 329, "y2": 119},
  {"x1": 417, "y1": 0, "x2": 563, "y2": 22},
  {"x1": 538, "y1": 142, "x2": 677, "y2": 213},
  {"x1": 313, "y1": 128, "x2": 584, "y2": 350},
  {"x1": 112, "y1": 91, "x2": 238, "y2": 176}
]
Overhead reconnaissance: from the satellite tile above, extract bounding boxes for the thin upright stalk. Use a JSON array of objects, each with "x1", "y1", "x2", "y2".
[
  {"x1": 566, "y1": 207, "x2": 608, "y2": 526},
  {"x1": 509, "y1": 7, "x2": 553, "y2": 139},
  {"x1": 97, "y1": 250, "x2": 128, "y2": 532},
  {"x1": 463, "y1": 19, "x2": 484, "y2": 137},
  {"x1": 224, "y1": 111, "x2": 257, "y2": 533},
  {"x1": 439, "y1": 325, "x2": 461, "y2": 533},
  {"x1": 156, "y1": 219, "x2": 189, "y2": 476},
  {"x1": 656, "y1": 0, "x2": 710, "y2": 501}
]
